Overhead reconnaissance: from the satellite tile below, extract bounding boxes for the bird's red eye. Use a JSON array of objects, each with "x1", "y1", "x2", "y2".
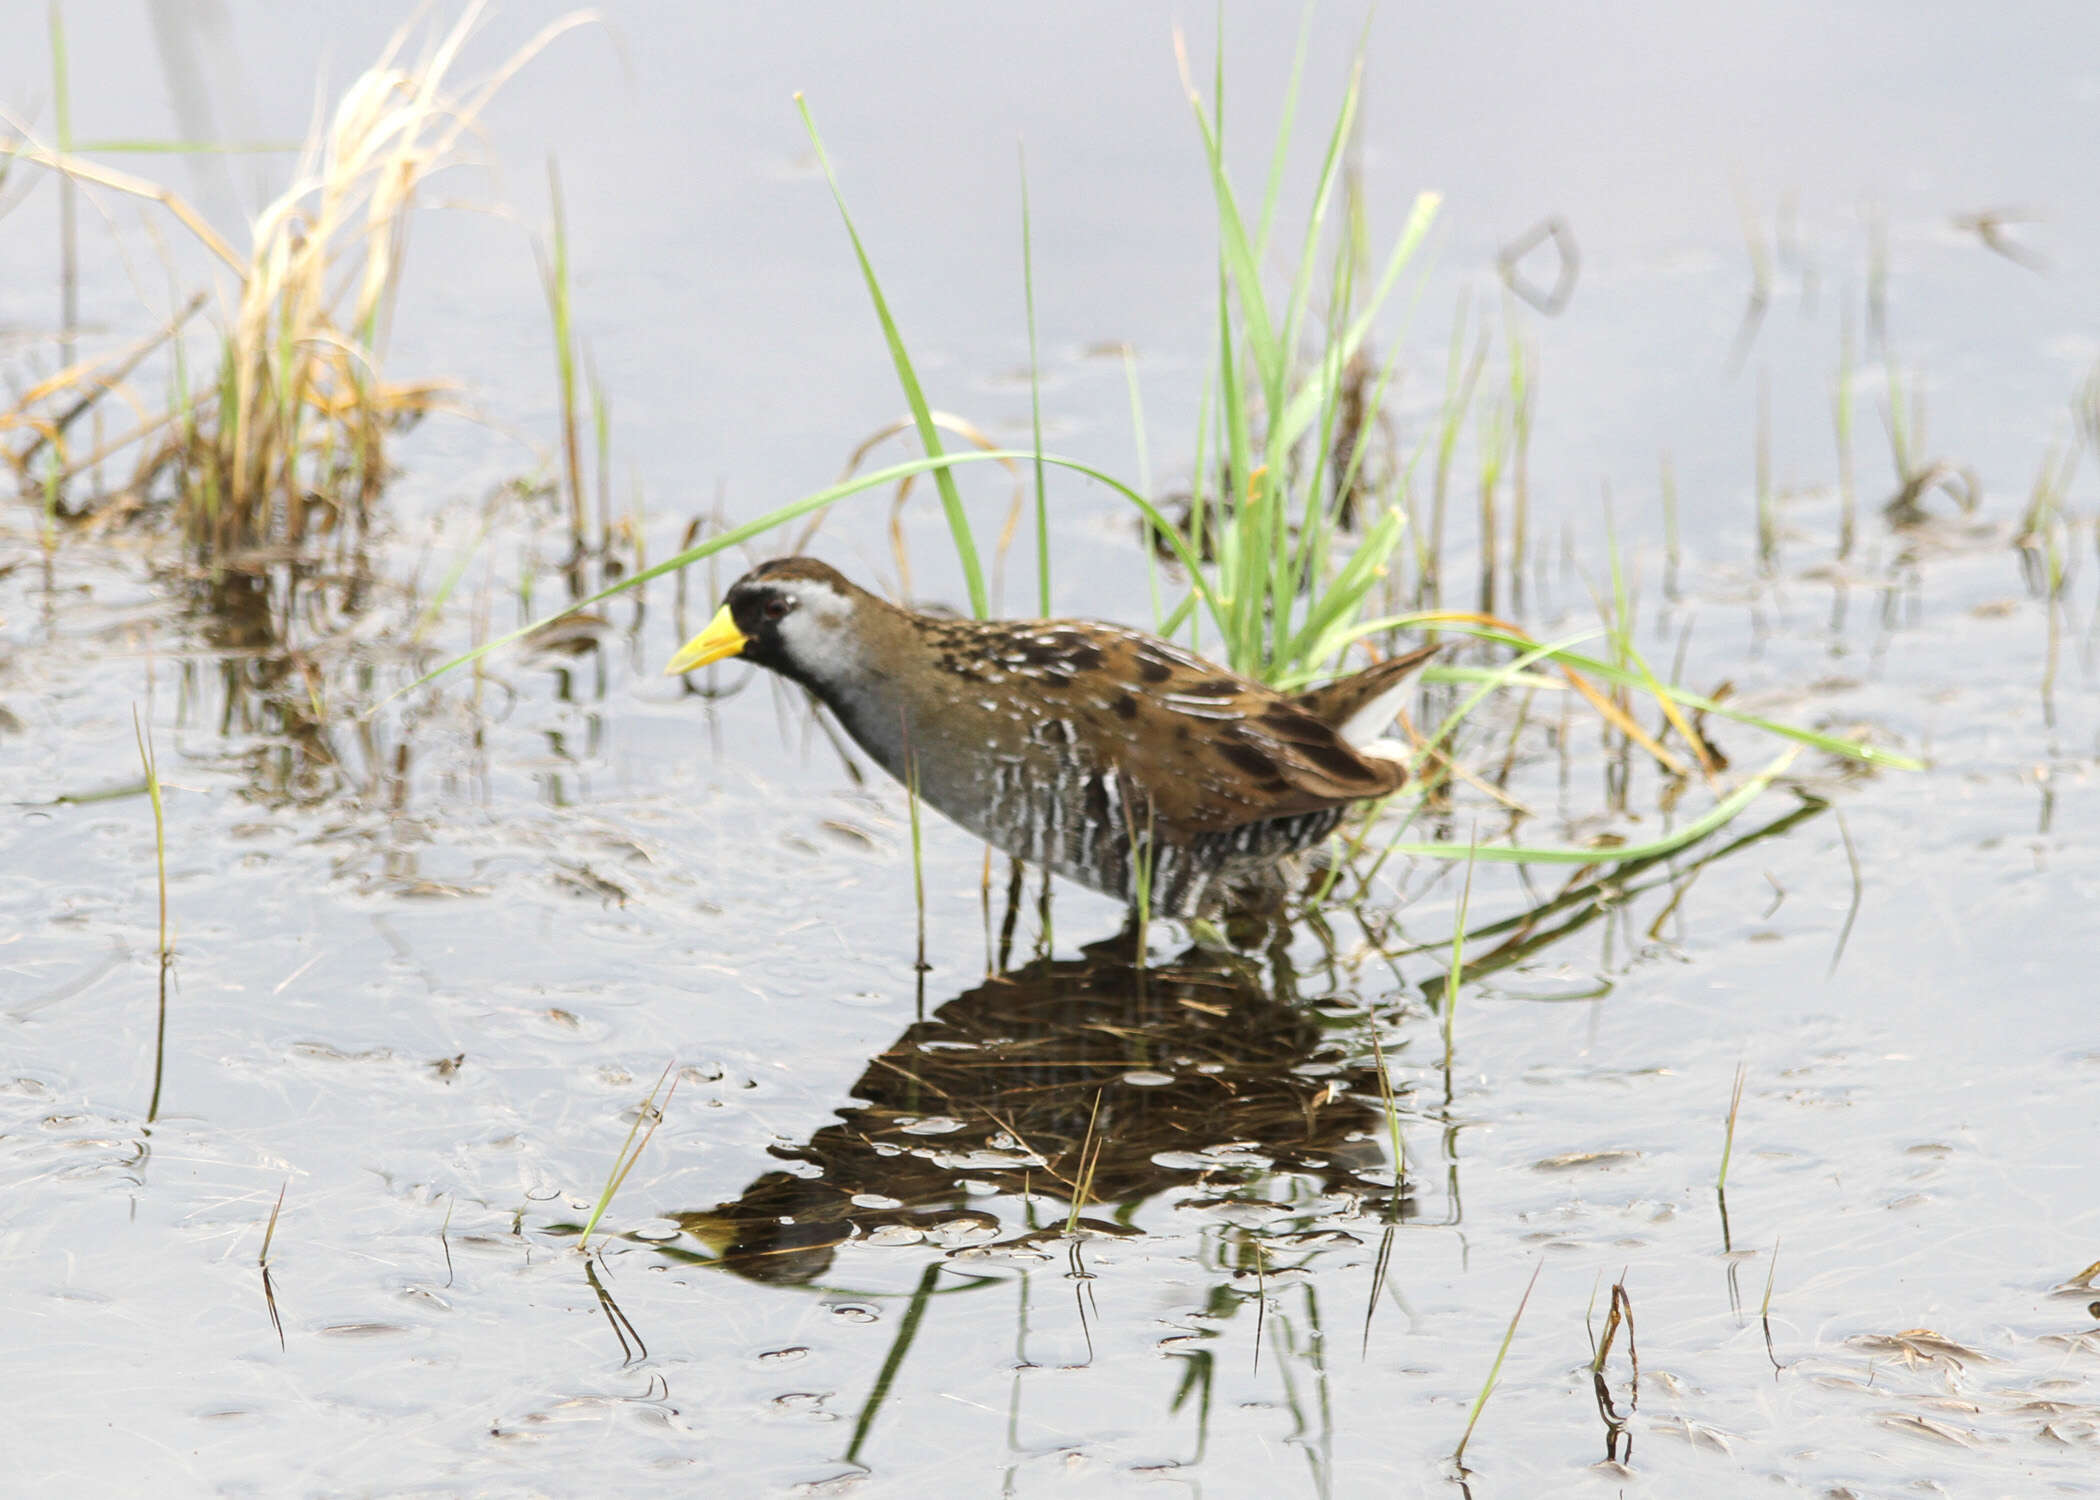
[{"x1": 763, "y1": 597, "x2": 789, "y2": 621}]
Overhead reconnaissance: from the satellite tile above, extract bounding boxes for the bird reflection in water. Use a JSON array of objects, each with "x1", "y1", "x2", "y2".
[{"x1": 648, "y1": 935, "x2": 1415, "y2": 1285}]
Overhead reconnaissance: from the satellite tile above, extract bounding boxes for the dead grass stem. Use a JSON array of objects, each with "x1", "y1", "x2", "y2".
[{"x1": 4, "y1": 4, "x2": 592, "y2": 552}]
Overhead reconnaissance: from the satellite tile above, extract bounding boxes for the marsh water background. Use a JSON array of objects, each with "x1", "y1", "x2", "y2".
[{"x1": 4, "y1": 3, "x2": 2098, "y2": 1495}]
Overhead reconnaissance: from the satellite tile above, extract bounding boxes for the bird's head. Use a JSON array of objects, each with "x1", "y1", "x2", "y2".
[{"x1": 663, "y1": 557, "x2": 867, "y2": 689}]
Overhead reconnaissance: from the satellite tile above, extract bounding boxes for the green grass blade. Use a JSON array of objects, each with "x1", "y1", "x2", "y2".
[
  {"x1": 1274, "y1": 190, "x2": 1441, "y2": 455},
  {"x1": 132, "y1": 706, "x2": 167, "y2": 961},
  {"x1": 1019, "y1": 141, "x2": 1050, "y2": 617},
  {"x1": 394, "y1": 450, "x2": 1227, "y2": 699},
  {"x1": 1466, "y1": 630, "x2": 1920, "y2": 769},
  {"x1": 544, "y1": 156, "x2": 585, "y2": 543},
  {"x1": 797, "y1": 95, "x2": 986, "y2": 617},
  {"x1": 1282, "y1": 504, "x2": 1408, "y2": 671},
  {"x1": 1443, "y1": 841, "x2": 1476, "y2": 1070},
  {"x1": 1253, "y1": 6, "x2": 1313, "y2": 259},
  {"x1": 1453, "y1": 1259, "x2": 1542, "y2": 1467},
  {"x1": 1212, "y1": 271, "x2": 1259, "y2": 669},
  {"x1": 412, "y1": 516, "x2": 495, "y2": 642},
  {"x1": 578, "y1": 1062, "x2": 676, "y2": 1249},
  {"x1": 1718, "y1": 1062, "x2": 1747, "y2": 1190},
  {"x1": 1270, "y1": 53, "x2": 1362, "y2": 468},
  {"x1": 1288, "y1": 203, "x2": 1364, "y2": 611},
  {"x1": 1413, "y1": 628, "x2": 1608, "y2": 766},
  {"x1": 1178, "y1": 44, "x2": 1279, "y2": 410},
  {"x1": 1181, "y1": 347, "x2": 1218, "y2": 651},
  {"x1": 1120, "y1": 345, "x2": 1163, "y2": 625}
]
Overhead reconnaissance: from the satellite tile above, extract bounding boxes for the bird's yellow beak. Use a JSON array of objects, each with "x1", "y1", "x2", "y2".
[{"x1": 664, "y1": 606, "x2": 750, "y2": 675}]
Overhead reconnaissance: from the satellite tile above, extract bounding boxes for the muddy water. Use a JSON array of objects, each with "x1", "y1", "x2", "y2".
[{"x1": 5, "y1": 4, "x2": 2099, "y2": 1496}]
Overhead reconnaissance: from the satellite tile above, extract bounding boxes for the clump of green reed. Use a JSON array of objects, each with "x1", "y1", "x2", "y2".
[
  {"x1": 4, "y1": 6, "x2": 590, "y2": 551},
  {"x1": 1157, "y1": 27, "x2": 1441, "y2": 685}
]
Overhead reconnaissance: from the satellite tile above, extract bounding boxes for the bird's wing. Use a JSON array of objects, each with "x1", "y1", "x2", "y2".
[{"x1": 998, "y1": 624, "x2": 1409, "y2": 836}]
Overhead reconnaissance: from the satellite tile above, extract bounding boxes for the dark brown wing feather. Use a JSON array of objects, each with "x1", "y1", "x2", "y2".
[{"x1": 935, "y1": 621, "x2": 1415, "y2": 838}]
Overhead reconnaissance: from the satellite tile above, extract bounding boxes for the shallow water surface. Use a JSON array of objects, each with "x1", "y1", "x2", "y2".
[{"x1": 4, "y1": 5, "x2": 2099, "y2": 1496}]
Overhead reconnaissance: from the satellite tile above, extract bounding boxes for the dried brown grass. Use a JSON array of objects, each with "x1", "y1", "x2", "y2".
[{"x1": 2, "y1": 3, "x2": 591, "y2": 553}]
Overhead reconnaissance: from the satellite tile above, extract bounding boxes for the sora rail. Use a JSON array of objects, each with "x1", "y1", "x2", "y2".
[{"x1": 666, "y1": 558, "x2": 1435, "y2": 917}]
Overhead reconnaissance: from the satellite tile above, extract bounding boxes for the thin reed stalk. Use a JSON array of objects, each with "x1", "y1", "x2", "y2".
[
  {"x1": 1063, "y1": 1089, "x2": 1106, "y2": 1234},
  {"x1": 541, "y1": 156, "x2": 587, "y2": 547},
  {"x1": 134, "y1": 706, "x2": 170, "y2": 1124},
  {"x1": 1755, "y1": 372, "x2": 1775, "y2": 573},
  {"x1": 1836, "y1": 304, "x2": 1857, "y2": 559},
  {"x1": 902, "y1": 709, "x2": 928, "y2": 976},
  {"x1": 578, "y1": 1061, "x2": 678, "y2": 1249},
  {"x1": 259, "y1": 1179, "x2": 287, "y2": 1351},
  {"x1": 1505, "y1": 312, "x2": 1533, "y2": 607},
  {"x1": 1717, "y1": 1062, "x2": 1746, "y2": 1191},
  {"x1": 797, "y1": 96, "x2": 987, "y2": 617},
  {"x1": 1020, "y1": 143, "x2": 1050, "y2": 616},
  {"x1": 1442, "y1": 843, "x2": 1476, "y2": 1073},
  {"x1": 133, "y1": 708, "x2": 168, "y2": 964},
  {"x1": 1760, "y1": 1237, "x2": 1783, "y2": 1373},
  {"x1": 1453, "y1": 1260, "x2": 1542, "y2": 1471}
]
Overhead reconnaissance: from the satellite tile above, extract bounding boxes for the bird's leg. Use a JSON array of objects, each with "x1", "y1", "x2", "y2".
[
  {"x1": 995, "y1": 856, "x2": 1027, "y2": 975},
  {"x1": 1032, "y1": 864, "x2": 1055, "y2": 961},
  {"x1": 1264, "y1": 919, "x2": 1300, "y2": 1003}
]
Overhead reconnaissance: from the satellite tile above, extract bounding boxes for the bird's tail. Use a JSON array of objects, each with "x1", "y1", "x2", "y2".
[{"x1": 1291, "y1": 643, "x2": 1441, "y2": 761}]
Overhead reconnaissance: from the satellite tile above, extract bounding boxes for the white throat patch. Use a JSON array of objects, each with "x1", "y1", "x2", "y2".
[{"x1": 772, "y1": 581, "x2": 861, "y2": 681}]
